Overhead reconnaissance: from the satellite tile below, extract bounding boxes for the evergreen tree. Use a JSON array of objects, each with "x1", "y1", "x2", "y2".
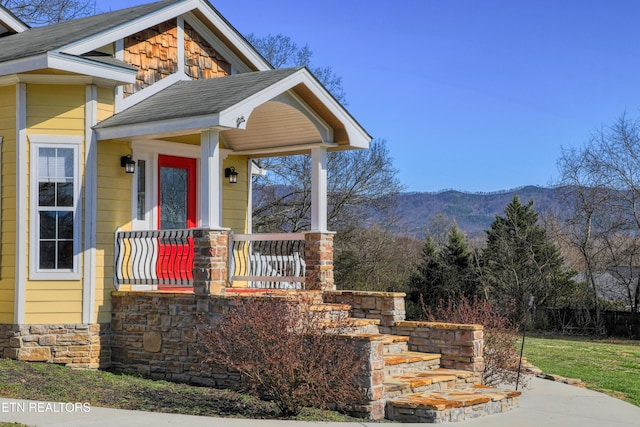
[
  {"x1": 407, "y1": 225, "x2": 479, "y2": 317},
  {"x1": 482, "y1": 196, "x2": 574, "y2": 322}
]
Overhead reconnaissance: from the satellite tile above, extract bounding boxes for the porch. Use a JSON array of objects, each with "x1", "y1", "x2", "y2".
[{"x1": 114, "y1": 228, "x2": 334, "y2": 293}]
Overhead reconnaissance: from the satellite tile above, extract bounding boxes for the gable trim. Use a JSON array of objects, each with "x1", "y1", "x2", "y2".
[
  {"x1": 61, "y1": 0, "x2": 196, "y2": 57},
  {"x1": 0, "y1": 6, "x2": 29, "y2": 33},
  {"x1": 116, "y1": 71, "x2": 190, "y2": 113}
]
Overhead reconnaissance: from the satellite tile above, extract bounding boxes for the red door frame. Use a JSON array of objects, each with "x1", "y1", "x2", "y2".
[
  {"x1": 157, "y1": 155, "x2": 197, "y2": 229},
  {"x1": 156, "y1": 155, "x2": 197, "y2": 288}
]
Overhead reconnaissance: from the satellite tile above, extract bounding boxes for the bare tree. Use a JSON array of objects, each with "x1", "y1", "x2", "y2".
[
  {"x1": 1, "y1": 0, "x2": 96, "y2": 25},
  {"x1": 253, "y1": 138, "x2": 402, "y2": 234},
  {"x1": 557, "y1": 113, "x2": 640, "y2": 313},
  {"x1": 246, "y1": 33, "x2": 346, "y2": 104}
]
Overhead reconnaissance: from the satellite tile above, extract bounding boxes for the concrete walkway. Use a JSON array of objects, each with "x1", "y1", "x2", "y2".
[{"x1": 0, "y1": 377, "x2": 638, "y2": 426}]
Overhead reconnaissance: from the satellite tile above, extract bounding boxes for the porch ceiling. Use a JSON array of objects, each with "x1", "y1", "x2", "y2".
[{"x1": 94, "y1": 67, "x2": 371, "y2": 155}]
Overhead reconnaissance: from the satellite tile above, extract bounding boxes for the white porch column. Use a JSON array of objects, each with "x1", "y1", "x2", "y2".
[
  {"x1": 83, "y1": 85, "x2": 98, "y2": 324},
  {"x1": 311, "y1": 146, "x2": 328, "y2": 232},
  {"x1": 200, "y1": 130, "x2": 222, "y2": 229},
  {"x1": 15, "y1": 83, "x2": 26, "y2": 324}
]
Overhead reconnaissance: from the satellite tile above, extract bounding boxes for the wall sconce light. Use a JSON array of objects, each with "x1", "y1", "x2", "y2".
[
  {"x1": 120, "y1": 155, "x2": 136, "y2": 174},
  {"x1": 225, "y1": 166, "x2": 238, "y2": 184}
]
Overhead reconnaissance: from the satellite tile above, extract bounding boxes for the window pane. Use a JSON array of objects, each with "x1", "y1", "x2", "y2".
[
  {"x1": 57, "y1": 182, "x2": 74, "y2": 207},
  {"x1": 160, "y1": 166, "x2": 188, "y2": 230},
  {"x1": 40, "y1": 211, "x2": 57, "y2": 239},
  {"x1": 58, "y1": 212, "x2": 73, "y2": 239},
  {"x1": 59, "y1": 148, "x2": 74, "y2": 178},
  {"x1": 39, "y1": 242, "x2": 56, "y2": 269},
  {"x1": 38, "y1": 148, "x2": 56, "y2": 178},
  {"x1": 58, "y1": 241, "x2": 73, "y2": 269},
  {"x1": 137, "y1": 159, "x2": 146, "y2": 221},
  {"x1": 39, "y1": 182, "x2": 56, "y2": 206}
]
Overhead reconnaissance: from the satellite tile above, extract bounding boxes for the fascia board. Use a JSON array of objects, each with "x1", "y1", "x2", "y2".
[
  {"x1": 47, "y1": 52, "x2": 137, "y2": 84},
  {"x1": 61, "y1": 0, "x2": 200, "y2": 55},
  {"x1": 0, "y1": 10, "x2": 28, "y2": 33},
  {"x1": 297, "y1": 71, "x2": 371, "y2": 149},
  {"x1": 0, "y1": 52, "x2": 136, "y2": 83},
  {"x1": 0, "y1": 54, "x2": 49, "y2": 76},
  {"x1": 95, "y1": 113, "x2": 221, "y2": 140}
]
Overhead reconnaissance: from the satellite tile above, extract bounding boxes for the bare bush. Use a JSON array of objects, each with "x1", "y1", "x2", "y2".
[
  {"x1": 199, "y1": 295, "x2": 366, "y2": 417},
  {"x1": 422, "y1": 295, "x2": 526, "y2": 387}
]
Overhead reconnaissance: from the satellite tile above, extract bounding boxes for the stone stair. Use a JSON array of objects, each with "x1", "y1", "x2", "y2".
[{"x1": 333, "y1": 317, "x2": 520, "y2": 422}]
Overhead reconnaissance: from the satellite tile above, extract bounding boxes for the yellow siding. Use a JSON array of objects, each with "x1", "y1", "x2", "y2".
[
  {"x1": 95, "y1": 141, "x2": 133, "y2": 323},
  {"x1": 24, "y1": 84, "x2": 85, "y2": 324},
  {"x1": 0, "y1": 84, "x2": 16, "y2": 323},
  {"x1": 222, "y1": 156, "x2": 249, "y2": 234},
  {"x1": 97, "y1": 87, "x2": 114, "y2": 123}
]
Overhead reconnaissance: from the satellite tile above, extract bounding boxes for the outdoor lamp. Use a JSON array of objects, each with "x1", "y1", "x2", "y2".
[
  {"x1": 120, "y1": 155, "x2": 136, "y2": 174},
  {"x1": 225, "y1": 167, "x2": 238, "y2": 184}
]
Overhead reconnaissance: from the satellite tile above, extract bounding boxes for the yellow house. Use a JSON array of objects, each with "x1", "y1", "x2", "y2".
[{"x1": 0, "y1": 0, "x2": 370, "y2": 366}]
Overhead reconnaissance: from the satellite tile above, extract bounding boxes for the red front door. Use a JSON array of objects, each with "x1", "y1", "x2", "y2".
[{"x1": 157, "y1": 155, "x2": 196, "y2": 287}]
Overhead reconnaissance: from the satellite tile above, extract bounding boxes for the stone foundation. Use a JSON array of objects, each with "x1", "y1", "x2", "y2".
[{"x1": 0, "y1": 323, "x2": 111, "y2": 369}]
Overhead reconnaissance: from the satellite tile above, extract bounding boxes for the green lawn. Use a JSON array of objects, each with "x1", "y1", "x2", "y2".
[
  {"x1": 524, "y1": 335, "x2": 640, "y2": 406},
  {"x1": 0, "y1": 359, "x2": 362, "y2": 421}
]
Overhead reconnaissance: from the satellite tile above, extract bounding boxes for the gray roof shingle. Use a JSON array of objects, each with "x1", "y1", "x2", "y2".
[
  {"x1": 95, "y1": 67, "x2": 304, "y2": 129},
  {"x1": 0, "y1": 0, "x2": 182, "y2": 64}
]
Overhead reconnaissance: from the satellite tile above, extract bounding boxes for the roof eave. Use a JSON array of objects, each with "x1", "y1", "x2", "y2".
[
  {"x1": 0, "y1": 52, "x2": 137, "y2": 84},
  {"x1": 95, "y1": 113, "x2": 222, "y2": 141}
]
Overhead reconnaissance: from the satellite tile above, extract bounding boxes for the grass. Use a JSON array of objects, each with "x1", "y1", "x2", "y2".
[
  {"x1": 524, "y1": 334, "x2": 640, "y2": 406},
  {"x1": 0, "y1": 359, "x2": 365, "y2": 422}
]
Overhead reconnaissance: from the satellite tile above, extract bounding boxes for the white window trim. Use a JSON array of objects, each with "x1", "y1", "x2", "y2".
[{"x1": 29, "y1": 134, "x2": 83, "y2": 280}]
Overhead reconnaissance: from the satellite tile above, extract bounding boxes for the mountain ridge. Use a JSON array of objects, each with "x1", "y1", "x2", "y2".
[{"x1": 385, "y1": 185, "x2": 560, "y2": 239}]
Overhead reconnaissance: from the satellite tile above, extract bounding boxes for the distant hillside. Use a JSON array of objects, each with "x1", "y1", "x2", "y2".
[{"x1": 385, "y1": 186, "x2": 560, "y2": 239}]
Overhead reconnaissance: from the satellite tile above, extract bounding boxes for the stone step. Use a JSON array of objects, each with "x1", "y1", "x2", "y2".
[
  {"x1": 324, "y1": 318, "x2": 381, "y2": 335},
  {"x1": 383, "y1": 368, "x2": 479, "y2": 398},
  {"x1": 386, "y1": 386, "x2": 521, "y2": 423},
  {"x1": 383, "y1": 351, "x2": 441, "y2": 377},
  {"x1": 333, "y1": 332, "x2": 409, "y2": 354}
]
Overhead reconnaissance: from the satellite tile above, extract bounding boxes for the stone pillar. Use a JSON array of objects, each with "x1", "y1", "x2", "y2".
[
  {"x1": 304, "y1": 232, "x2": 335, "y2": 291},
  {"x1": 192, "y1": 228, "x2": 230, "y2": 295}
]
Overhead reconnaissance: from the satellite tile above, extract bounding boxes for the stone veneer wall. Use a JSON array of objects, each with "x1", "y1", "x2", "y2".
[
  {"x1": 110, "y1": 291, "x2": 384, "y2": 418},
  {"x1": 0, "y1": 324, "x2": 111, "y2": 369},
  {"x1": 390, "y1": 321, "x2": 484, "y2": 376},
  {"x1": 323, "y1": 290, "x2": 406, "y2": 333}
]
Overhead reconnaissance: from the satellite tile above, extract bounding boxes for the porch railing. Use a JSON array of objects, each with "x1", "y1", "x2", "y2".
[
  {"x1": 229, "y1": 233, "x2": 306, "y2": 289},
  {"x1": 114, "y1": 229, "x2": 194, "y2": 287}
]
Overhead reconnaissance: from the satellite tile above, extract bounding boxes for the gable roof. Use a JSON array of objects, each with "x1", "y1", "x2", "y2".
[
  {"x1": 95, "y1": 67, "x2": 371, "y2": 151},
  {"x1": 96, "y1": 67, "x2": 303, "y2": 130},
  {"x1": 0, "y1": 0, "x2": 271, "y2": 77}
]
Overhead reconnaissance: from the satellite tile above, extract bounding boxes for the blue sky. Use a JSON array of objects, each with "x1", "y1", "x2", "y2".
[{"x1": 100, "y1": 0, "x2": 640, "y2": 193}]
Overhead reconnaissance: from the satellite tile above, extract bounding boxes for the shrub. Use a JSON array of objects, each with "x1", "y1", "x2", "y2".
[
  {"x1": 421, "y1": 295, "x2": 527, "y2": 387},
  {"x1": 199, "y1": 295, "x2": 366, "y2": 417}
]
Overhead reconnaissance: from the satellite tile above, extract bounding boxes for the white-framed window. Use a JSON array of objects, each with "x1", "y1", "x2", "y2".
[{"x1": 29, "y1": 135, "x2": 82, "y2": 280}]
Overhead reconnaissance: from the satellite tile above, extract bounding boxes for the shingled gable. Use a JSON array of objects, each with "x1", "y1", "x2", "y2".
[{"x1": 0, "y1": 0, "x2": 271, "y2": 81}]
